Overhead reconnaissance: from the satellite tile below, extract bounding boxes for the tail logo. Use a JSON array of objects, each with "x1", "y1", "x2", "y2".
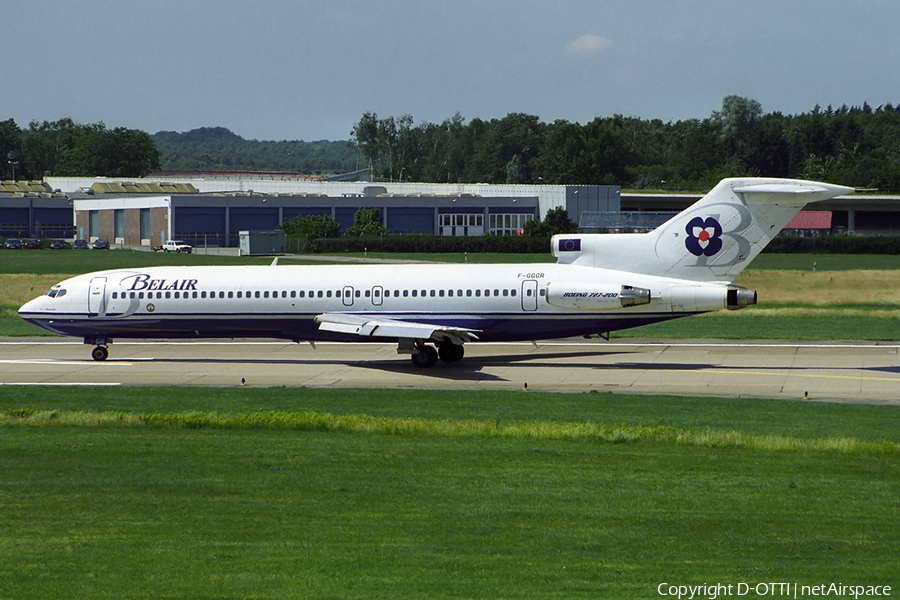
[{"x1": 685, "y1": 216, "x2": 723, "y2": 256}]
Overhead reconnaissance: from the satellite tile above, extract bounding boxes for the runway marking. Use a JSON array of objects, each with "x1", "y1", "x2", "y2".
[
  {"x1": 0, "y1": 382, "x2": 122, "y2": 386},
  {"x1": 0, "y1": 359, "x2": 134, "y2": 366},
  {"x1": 1, "y1": 340, "x2": 898, "y2": 350},
  {"x1": 672, "y1": 368, "x2": 900, "y2": 384}
]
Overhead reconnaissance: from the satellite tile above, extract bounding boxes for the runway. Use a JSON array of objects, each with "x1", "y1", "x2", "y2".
[{"x1": 2, "y1": 337, "x2": 900, "y2": 404}]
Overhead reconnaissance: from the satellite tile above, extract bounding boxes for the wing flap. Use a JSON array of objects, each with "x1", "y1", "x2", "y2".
[{"x1": 314, "y1": 313, "x2": 480, "y2": 343}]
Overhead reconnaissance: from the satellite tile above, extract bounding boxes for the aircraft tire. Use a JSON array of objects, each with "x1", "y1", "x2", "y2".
[
  {"x1": 438, "y1": 342, "x2": 464, "y2": 363},
  {"x1": 91, "y1": 346, "x2": 109, "y2": 362},
  {"x1": 411, "y1": 345, "x2": 438, "y2": 368}
]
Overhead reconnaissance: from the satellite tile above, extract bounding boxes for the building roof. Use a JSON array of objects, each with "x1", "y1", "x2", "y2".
[{"x1": 785, "y1": 210, "x2": 832, "y2": 229}]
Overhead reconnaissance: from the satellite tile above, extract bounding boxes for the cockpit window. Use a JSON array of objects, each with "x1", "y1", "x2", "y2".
[{"x1": 46, "y1": 288, "x2": 67, "y2": 298}]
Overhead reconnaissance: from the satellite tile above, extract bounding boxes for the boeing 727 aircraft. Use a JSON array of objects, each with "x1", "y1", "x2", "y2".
[{"x1": 19, "y1": 177, "x2": 852, "y2": 367}]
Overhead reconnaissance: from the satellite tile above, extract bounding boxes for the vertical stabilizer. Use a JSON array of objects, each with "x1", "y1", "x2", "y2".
[{"x1": 553, "y1": 177, "x2": 853, "y2": 282}]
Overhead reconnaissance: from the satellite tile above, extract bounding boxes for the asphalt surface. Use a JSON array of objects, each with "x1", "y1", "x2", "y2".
[{"x1": 2, "y1": 337, "x2": 899, "y2": 404}]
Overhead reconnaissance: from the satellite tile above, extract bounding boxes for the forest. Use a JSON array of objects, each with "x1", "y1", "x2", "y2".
[
  {"x1": 2, "y1": 96, "x2": 899, "y2": 191},
  {"x1": 350, "y1": 96, "x2": 900, "y2": 191}
]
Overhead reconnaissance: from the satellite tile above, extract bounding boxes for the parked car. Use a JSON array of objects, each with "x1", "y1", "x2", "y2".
[
  {"x1": 24, "y1": 239, "x2": 44, "y2": 249},
  {"x1": 4, "y1": 238, "x2": 23, "y2": 249},
  {"x1": 72, "y1": 239, "x2": 89, "y2": 250},
  {"x1": 50, "y1": 239, "x2": 67, "y2": 249},
  {"x1": 161, "y1": 240, "x2": 193, "y2": 253},
  {"x1": 91, "y1": 238, "x2": 110, "y2": 250}
]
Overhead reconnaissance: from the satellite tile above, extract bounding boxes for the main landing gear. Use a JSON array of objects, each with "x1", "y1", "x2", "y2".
[
  {"x1": 85, "y1": 337, "x2": 110, "y2": 361},
  {"x1": 403, "y1": 340, "x2": 465, "y2": 368}
]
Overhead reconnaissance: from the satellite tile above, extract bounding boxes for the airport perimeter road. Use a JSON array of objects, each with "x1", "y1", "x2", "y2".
[{"x1": 1, "y1": 338, "x2": 900, "y2": 404}]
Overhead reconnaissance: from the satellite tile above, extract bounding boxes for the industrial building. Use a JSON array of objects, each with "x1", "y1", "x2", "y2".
[
  {"x1": 0, "y1": 172, "x2": 893, "y2": 246},
  {"x1": 27, "y1": 177, "x2": 621, "y2": 248}
]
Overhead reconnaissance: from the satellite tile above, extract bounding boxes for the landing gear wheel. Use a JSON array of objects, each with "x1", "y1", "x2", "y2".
[
  {"x1": 438, "y1": 342, "x2": 464, "y2": 363},
  {"x1": 91, "y1": 346, "x2": 109, "y2": 362},
  {"x1": 411, "y1": 345, "x2": 438, "y2": 368}
]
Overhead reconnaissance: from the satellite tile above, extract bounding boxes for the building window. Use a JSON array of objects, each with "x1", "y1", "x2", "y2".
[{"x1": 489, "y1": 213, "x2": 533, "y2": 236}]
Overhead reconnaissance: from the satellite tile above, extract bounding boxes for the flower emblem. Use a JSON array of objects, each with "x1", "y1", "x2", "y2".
[{"x1": 685, "y1": 216, "x2": 723, "y2": 256}]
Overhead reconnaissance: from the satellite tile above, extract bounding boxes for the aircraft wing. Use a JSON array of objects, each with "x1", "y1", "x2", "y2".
[{"x1": 314, "y1": 313, "x2": 481, "y2": 343}]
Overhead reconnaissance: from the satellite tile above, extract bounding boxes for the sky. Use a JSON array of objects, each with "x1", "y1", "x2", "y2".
[{"x1": 2, "y1": 0, "x2": 898, "y2": 142}]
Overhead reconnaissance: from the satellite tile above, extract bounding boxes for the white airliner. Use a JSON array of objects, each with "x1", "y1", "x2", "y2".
[{"x1": 19, "y1": 177, "x2": 852, "y2": 367}]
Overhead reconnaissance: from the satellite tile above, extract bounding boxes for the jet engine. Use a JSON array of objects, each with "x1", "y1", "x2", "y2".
[{"x1": 545, "y1": 283, "x2": 651, "y2": 310}]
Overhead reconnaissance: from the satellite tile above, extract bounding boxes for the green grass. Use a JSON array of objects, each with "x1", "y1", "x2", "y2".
[
  {"x1": 3, "y1": 249, "x2": 897, "y2": 275},
  {"x1": 0, "y1": 249, "x2": 276, "y2": 275},
  {"x1": 1, "y1": 388, "x2": 897, "y2": 599},
  {"x1": 751, "y1": 253, "x2": 900, "y2": 270},
  {"x1": 613, "y1": 311, "x2": 900, "y2": 340}
]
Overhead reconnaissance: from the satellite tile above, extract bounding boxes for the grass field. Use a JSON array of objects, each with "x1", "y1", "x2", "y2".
[{"x1": 0, "y1": 387, "x2": 897, "y2": 599}]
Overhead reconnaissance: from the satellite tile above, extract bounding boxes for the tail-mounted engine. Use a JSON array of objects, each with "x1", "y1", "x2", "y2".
[
  {"x1": 546, "y1": 283, "x2": 651, "y2": 310},
  {"x1": 726, "y1": 286, "x2": 757, "y2": 310}
]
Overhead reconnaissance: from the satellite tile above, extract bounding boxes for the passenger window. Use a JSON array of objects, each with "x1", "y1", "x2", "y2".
[
  {"x1": 193, "y1": 292, "x2": 198, "y2": 299},
  {"x1": 298, "y1": 291, "x2": 304, "y2": 298},
  {"x1": 503, "y1": 289, "x2": 508, "y2": 297},
  {"x1": 228, "y1": 291, "x2": 233, "y2": 298},
  {"x1": 355, "y1": 290, "x2": 360, "y2": 298},
  {"x1": 130, "y1": 292, "x2": 136, "y2": 299},
  {"x1": 494, "y1": 290, "x2": 499, "y2": 296},
  {"x1": 201, "y1": 291, "x2": 207, "y2": 299},
  {"x1": 290, "y1": 291, "x2": 296, "y2": 298},
  {"x1": 255, "y1": 291, "x2": 260, "y2": 298},
  {"x1": 457, "y1": 289, "x2": 462, "y2": 296},
  {"x1": 511, "y1": 289, "x2": 516, "y2": 296},
  {"x1": 412, "y1": 290, "x2": 417, "y2": 297},
  {"x1": 427, "y1": 290, "x2": 433, "y2": 297},
  {"x1": 173, "y1": 292, "x2": 179, "y2": 299},
  {"x1": 394, "y1": 290, "x2": 399, "y2": 297},
  {"x1": 540, "y1": 289, "x2": 546, "y2": 296},
  {"x1": 440, "y1": 290, "x2": 446, "y2": 297},
  {"x1": 264, "y1": 291, "x2": 269, "y2": 298},
  {"x1": 139, "y1": 292, "x2": 145, "y2": 299},
  {"x1": 111, "y1": 292, "x2": 117, "y2": 299},
  {"x1": 466, "y1": 290, "x2": 472, "y2": 297},
  {"x1": 281, "y1": 291, "x2": 286, "y2": 298},
  {"x1": 365, "y1": 290, "x2": 371, "y2": 298},
  {"x1": 326, "y1": 291, "x2": 332, "y2": 298},
  {"x1": 218, "y1": 292, "x2": 224, "y2": 299},
  {"x1": 475, "y1": 290, "x2": 481, "y2": 297},
  {"x1": 403, "y1": 290, "x2": 409, "y2": 297},
  {"x1": 165, "y1": 292, "x2": 171, "y2": 299},
  {"x1": 317, "y1": 291, "x2": 323, "y2": 298},
  {"x1": 236, "y1": 291, "x2": 242, "y2": 298}
]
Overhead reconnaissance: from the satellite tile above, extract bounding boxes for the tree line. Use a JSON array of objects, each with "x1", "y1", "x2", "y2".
[
  {"x1": 151, "y1": 127, "x2": 360, "y2": 175},
  {"x1": 1, "y1": 118, "x2": 160, "y2": 180},
  {"x1": 4, "y1": 95, "x2": 899, "y2": 190},
  {"x1": 351, "y1": 96, "x2": 900, "y2": 191}
]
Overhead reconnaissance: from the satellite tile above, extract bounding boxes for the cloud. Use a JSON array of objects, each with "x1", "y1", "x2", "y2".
[{"x1": 565, "y1": 34, "x2": 613, "y2": 56}]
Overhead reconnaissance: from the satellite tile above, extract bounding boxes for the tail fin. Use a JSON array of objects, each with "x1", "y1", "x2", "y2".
[{"x1": 553, "y1": 177, "x2": 853, "y2": 282}]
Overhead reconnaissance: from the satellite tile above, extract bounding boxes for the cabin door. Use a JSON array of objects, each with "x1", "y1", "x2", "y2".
[
  {"x1": 521, "y1": 280, "x2": 538, "y2": 311},
  {"x1": 371, "y1": 286, "x2": 383, "y2": 306},
  {"x1": 88, "y1": 277, "x2": 107, "y2": 316}
]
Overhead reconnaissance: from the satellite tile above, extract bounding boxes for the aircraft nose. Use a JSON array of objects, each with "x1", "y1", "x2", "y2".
[{"x1": 19, "y1": 296, "x2": 46, "y2": 315}]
